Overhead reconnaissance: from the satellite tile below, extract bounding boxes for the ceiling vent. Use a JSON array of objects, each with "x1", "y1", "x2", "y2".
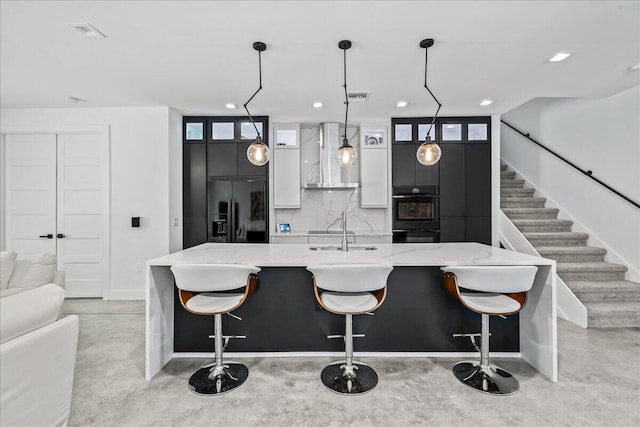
[
  {"x1": 67, "y1": 23, "x2": 106, "y2": 38},
  {"x1": 347, "y1": 92, "x2": 369, "y2": 102}
]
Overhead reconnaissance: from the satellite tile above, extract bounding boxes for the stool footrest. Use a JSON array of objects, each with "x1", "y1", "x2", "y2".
[{"x1": 327, "y1": 334, "x2": 365, "y2": 339}]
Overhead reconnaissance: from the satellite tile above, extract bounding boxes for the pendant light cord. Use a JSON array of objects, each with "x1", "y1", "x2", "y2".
[
  {"x1": 342, "y1": 46, "x2": 349, "y2": 141},
  {"x1": 423, "y1": 45, "x2": 442, "y2": 137},
  {"x1": 243, "y1": 48, "x2": 263, "y2": 138}
]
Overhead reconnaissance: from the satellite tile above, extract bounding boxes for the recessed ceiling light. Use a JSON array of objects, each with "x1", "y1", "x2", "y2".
[
  {"x1": 67, "y1": 23, "x2": 106, "y2": 38},
  {"x1": 396, "y1": 101, "x2": 408, "y2": 108},
  {"x1": 480, "y1": 99, "x2": 493, "y2": 106},
  {"x1": 313, "y1": 101, "x2": 323, "y2": 108},
  {"x1": 549, "y1": 52, "x2": 572, "y2": 62},
  {"x1": 629, "y1": 63, "x2": 640, "y2": 72},
  {"x1": 225, "y1": 103, "x2": 237, "y2": 109}
]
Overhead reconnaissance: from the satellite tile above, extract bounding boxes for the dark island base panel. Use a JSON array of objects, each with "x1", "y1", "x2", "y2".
[{"x1": 173, "y1": 267, "x2": 520, "y2": 353}]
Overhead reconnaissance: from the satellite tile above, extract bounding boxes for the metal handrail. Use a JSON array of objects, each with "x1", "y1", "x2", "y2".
[{"x1": 501, "y1": 120, "x2": 640, "y2": 210}]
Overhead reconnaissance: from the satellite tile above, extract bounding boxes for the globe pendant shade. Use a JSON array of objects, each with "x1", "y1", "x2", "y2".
[
  {"x1": 416, "y1": 140, "x2": 441, "y2": 166},
  {"x1": 337, "y1": 143, "x2": 357, "y2": 167},
  {"x1": 247, "y1": 138, "x2": 270, "y2": 166}
]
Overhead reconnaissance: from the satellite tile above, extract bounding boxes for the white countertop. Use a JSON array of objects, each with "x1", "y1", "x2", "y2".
[
  {"x1": 271, "y1": 231, "x2": 393, "y2": 237},
  {"x1": 147, "y1": 242, "x2": 553, "y2": 267}
]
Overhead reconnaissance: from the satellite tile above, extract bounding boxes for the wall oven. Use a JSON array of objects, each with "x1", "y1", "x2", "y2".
[{"x1": 392, "y1": 185, "x2": 440, "y2": 243}]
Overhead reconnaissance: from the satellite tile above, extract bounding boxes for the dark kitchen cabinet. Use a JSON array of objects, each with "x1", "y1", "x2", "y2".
[
  {"x1": 415, "y1": 160, "x2": 439, "y2": 185},
  {"x1": 392, "y1": 144, "x2": 416, "y2": 186},
  {"x1": 183, "y1": 143, "x2": 207, "y2": 248},
  {"x1": 440, "y1": 217, "x2": 465, "y2": 242},
  {"x1": 392, "y1": 117, "x2": 492, "y2": 245},
  {"x1": 465, "y1": 143, "x2": 492, "y2": 217},
  {"x1": 439, "y1": 143, "x2": 465, "y2": 217},
  {"x1": 237, "y1": 142, "x2": 267, "y2": 177},
  {"x1": 207, "y1": 143, "x2": 237, "y2": 177},
  {"x1": 391, "y1": 143, "x2": 439, "y2": 186},
  {"x1": 466, "y1": 216, "x2": 492, "y2": 245},
  {"x1": 183, "y1": 116, "x2": 269, "y2": 249}
]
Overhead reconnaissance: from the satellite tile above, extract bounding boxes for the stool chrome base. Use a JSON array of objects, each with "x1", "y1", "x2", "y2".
[
  {"x1": 452, "y1": 361, "x2": 519, "y2": 396},
  {"x1": 188, "y1": 363, "x2": 249, "y2": 396},
  {"x1": 321, "y1": 361, "x2": 378, "y2": 395}
]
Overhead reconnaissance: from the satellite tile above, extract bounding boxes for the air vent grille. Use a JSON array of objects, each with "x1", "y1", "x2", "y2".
[{"x1": 347, "y1": 92, "x2": 370, "y2": 102}]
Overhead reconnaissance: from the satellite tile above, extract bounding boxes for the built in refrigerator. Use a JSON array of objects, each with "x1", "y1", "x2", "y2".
[{"x1": 208, "y1": 177, "x2": 267, "y2": 243}]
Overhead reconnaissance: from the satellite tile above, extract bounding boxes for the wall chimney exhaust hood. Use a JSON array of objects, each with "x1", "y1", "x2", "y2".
[{"x1": 304, "y1": 123, "x2": 359, "y2": 189}]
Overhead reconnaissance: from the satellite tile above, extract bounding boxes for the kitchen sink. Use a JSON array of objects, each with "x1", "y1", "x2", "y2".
[
  {"x1": 309, "y1": 245, "x2": 377, "y2": 251},
  {"x1": 308, "y1": 230, "x2": 355, "y2": 235}
]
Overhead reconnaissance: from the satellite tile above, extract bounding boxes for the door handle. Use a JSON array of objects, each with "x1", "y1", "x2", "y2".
[
  {"x1": 39, "y1": 234, "x2": 53, "y2": 239},
  {"x1": 57, "y1": 233, "x2": 66, "y2": 239}
]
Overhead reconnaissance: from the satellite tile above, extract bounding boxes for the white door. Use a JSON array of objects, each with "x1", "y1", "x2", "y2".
[
  {"x1": 56, "y1": 134, "x2": 105, "y2": 297},
  {"x1": 4, "y1": 134, "x2": 57, "y2": 254},
  {"x1": 3, "y1": 132, "x2": 106, "y2": 297}
]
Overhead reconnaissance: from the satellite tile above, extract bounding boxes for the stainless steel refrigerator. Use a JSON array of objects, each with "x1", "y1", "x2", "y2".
[{"x1": 208, "y1": 177, "x2": 267, "y2": 243}]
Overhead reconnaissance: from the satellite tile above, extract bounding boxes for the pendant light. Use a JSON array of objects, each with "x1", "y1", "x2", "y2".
[
  {"x1": 245, "y1": 41, "x2": 269, "y2": 166},
  {"x1": 337, "y1": 40, "x2": 357, "y2": 167},
  {"x1": 416, "y1": 38, "x2": 442, "y2": 166}
]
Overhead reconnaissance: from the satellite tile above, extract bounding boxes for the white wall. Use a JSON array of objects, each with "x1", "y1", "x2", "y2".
[
  {"x1": 168, "y1": 108, "x2": 183, "y2": 253},
  {"x1": 0, "y1": 107, "x2": 171, "y2": 299},
  {"x1": 502, "y1": 86, "x2": 640, "y2": 277}
]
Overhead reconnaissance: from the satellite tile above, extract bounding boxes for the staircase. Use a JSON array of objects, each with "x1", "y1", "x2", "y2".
[{"x1": 500, "y1": 164, "x2": 640, "y2": 328}]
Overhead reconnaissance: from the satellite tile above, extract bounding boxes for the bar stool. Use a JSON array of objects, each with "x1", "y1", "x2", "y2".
[
  {"x1": 170, "y1": 264, "x2": 260, "y2": 395},
  {"x1": 306, "y1": 263, "x2": 393, "y2": 395},
  {"x1": 441, "y1": 265, "x2": 538, "y2": 395}
]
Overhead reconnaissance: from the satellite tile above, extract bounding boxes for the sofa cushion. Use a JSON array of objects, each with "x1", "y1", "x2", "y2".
[
  {"x1": 0, "y1": 251, "x2": 17, "y2": 290},
  {"x1": 8, "y1": 253, "x2": 57, "y2": 289},
  {"x1": 0, "y1": 284, "x2": 65, "y2": 344}
]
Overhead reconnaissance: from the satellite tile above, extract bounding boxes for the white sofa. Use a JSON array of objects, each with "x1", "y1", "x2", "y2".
[
  {"x1": 0, "y1": 252, "x2": 79, "y2": 427},
  {"x1": 1, "y1": 251, "x2": 65, "y2": 298}
]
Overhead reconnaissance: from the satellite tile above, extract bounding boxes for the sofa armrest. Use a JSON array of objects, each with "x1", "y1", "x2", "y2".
[
  {"x1": 53, "y1": 270, "x2": 66, "y2": 289},
  {"x1": 0, "y1": 314, "x2": 79, "y2": 427}
]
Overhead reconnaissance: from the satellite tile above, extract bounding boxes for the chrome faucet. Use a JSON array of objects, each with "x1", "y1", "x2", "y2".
[{"x1": 341, "y1": 211, "x2": 349, "y2": 252}]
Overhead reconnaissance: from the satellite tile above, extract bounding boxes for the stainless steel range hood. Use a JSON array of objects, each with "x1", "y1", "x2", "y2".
[{"x1": 304, "y1": 123, "x2": 359, "y2": 189}]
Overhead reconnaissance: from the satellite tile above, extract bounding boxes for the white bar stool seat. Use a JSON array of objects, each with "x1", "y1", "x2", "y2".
[
  {"x1": 170, "y1": 263, "x2": 260, "y2": 396},
  {"x1": 307, "y1": 263, "x2": 393, "y2": 395},
  {"x1": 441, "y1": 265, "x2": 538, "y2": 396}
]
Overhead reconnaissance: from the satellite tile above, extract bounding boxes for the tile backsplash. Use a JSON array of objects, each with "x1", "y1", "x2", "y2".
[{"x1": 273, "y1": 125, "x2": 389, "y2": 233}]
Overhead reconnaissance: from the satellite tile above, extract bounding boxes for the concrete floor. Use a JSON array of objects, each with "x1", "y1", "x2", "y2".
[{"x1": 64, "y1": 300, "x2": 640, "y2": 426}]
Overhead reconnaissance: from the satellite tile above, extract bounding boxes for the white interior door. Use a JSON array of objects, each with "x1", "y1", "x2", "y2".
[
  {"x1": 56, "y1": 133, "x2": 105, "y2": 297},
  {"x1": 4, "y1": 134, "x2": 57, "y2": 254},
  {"x1": 3, "y1": 131, "x2": 107, "y2": 298}
]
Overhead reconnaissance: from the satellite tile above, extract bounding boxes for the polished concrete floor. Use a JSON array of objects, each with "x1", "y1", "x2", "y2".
[{"x1": 64, "y1": 300, "x2": 640, "y2": 426}]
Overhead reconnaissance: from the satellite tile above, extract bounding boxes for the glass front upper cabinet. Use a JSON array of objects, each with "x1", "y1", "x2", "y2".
[
  {"x1": 394, "y1": 123, "x2": 413, "y2": 142},
  {"x1": 417, "y1": 123, "x2": 436, "y2": 142},
  {"x1": 241, "y1": 122, "x2": 263, "y2": 140},
  {"x1": 441, "y1": 123, "x2": 462, "y2": 142},
  {"x1": 185, "y1": 121, "x2": 204, "y2": 142},
  {"x1": 211, "y1": 122, "x2": 235, "y2": 140},
  {"x1": 468, "y1": 123, "x2": 489, "y2": 142}
]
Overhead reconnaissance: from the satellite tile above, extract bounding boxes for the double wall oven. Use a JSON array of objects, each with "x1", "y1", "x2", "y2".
[{"x1": 392, "y1": 185, "x2": 440, "y2": 243}]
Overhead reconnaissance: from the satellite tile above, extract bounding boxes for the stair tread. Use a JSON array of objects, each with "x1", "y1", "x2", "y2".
[
  {"x1": 523, "y1": 231, "x2": 589, "y2": 238},
  {"x1": 501, "y1": 197, "x2": 546, "y2": 202},
  {"x1": 556, "y1": 262, "x2": 628, "y2": 272},
  {"x1": 583, "y1": 301, "x2": 640, "y2": 311},
  {"x1": 503, "y1": 207, "x2": 558, "y2": 213},
  {"x1": 536, "y1": 246, "x2": 607, "y2": 255},
  {"x1": 512, "y1": 219, "x2": 573, "y2": 225},
  {"x1": 566, "y1": 280, "x2": 640, "y2": 292}
]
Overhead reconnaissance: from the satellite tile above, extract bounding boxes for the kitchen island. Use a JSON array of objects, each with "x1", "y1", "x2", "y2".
[{"x1": 146, "y1": 243, "x2": 556, "y2": 381}]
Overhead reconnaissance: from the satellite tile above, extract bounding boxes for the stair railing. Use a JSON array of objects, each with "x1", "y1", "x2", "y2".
[{"x1": 501, "y1": 120, "x2": 640, "y2": 210}]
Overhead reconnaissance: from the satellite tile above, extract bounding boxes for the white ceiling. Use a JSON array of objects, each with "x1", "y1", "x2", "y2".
[{"x1": 1, "y1": 1, "x2": 639, "y2": 122}]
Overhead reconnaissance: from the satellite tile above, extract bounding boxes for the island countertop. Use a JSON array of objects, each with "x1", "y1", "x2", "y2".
[
  {"x1": 146, "y1": 242, "x2": 557, "y2": 383},
  {"x1": 147, "y1": 242, "x2": 554, "y2": 267}
]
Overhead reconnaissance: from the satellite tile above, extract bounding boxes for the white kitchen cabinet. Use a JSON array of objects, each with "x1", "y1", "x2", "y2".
[
  {"x1": 355, "y1": 235, "x2": 392, "y2": 244},
  {"x1": 308, "y1": 235, "x2": 355, "y2": 245},
  {"x1": 270, "y1": 235, "x2": 308, "y2": 244},
  {"x1": 272, "y1": 124, "x2": 301, "y2": 208},
  {"x1": 359, "y1": 123, "x2": 389, "y2": 208}
]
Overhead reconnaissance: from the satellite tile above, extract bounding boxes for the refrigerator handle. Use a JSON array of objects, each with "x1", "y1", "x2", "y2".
[{"x1": 228, "y1": 197, "x2": 234, "y2": 243}]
